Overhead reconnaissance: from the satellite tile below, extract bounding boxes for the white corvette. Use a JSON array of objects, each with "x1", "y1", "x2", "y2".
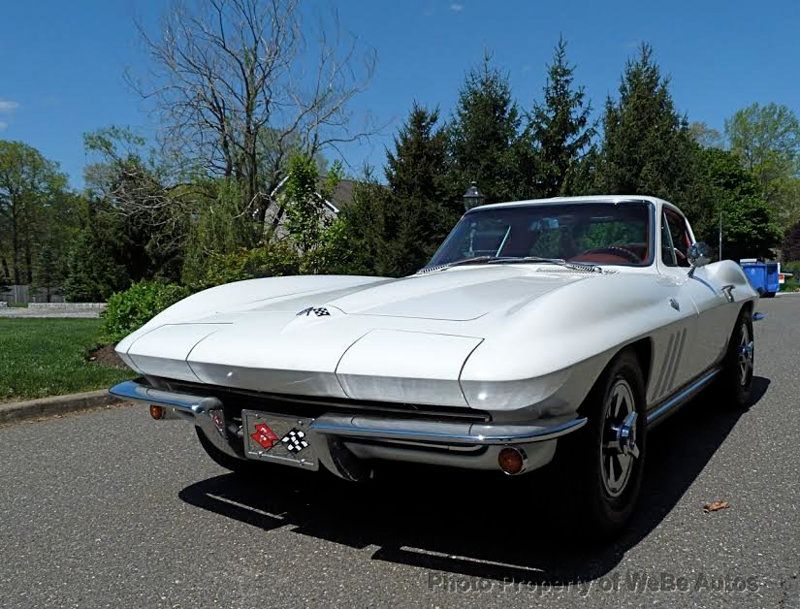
[{"x1": 111, "y1": 196, "x2": 760, "y2": 535}]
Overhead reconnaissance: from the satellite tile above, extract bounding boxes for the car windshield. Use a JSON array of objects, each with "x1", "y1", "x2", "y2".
[{"x1": 426, "y1": 201, "x2": 653, "y2": 269}]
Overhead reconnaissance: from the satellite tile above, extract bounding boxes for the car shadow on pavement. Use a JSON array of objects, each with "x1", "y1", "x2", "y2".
[{"x1": 179, "y1": 376, "x2": 769, "y2": 585}]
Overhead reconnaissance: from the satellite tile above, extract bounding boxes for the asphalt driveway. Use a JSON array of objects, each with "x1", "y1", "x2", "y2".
[{"x1": 0, "y1": 296, "x2": 798, "y2": 609}]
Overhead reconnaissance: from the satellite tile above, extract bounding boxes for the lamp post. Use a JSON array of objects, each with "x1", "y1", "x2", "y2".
[{"x1": 463, "y1": 181, "x2": 485, "y2": 211}]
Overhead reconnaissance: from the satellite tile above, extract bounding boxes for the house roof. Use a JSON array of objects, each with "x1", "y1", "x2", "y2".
[{"x1": 330, "y1": 179, "x2": 356, "y2": 211}]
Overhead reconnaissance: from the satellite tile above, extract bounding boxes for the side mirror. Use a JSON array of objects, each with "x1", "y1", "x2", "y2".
[{"x1": 687, "y1": 242, "x2": 711, "y2": 277}]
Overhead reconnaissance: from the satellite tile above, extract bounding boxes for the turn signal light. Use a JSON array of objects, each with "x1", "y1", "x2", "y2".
[
  {"x1": 149, "y1": 405, "x2": 165, "y2": 420},
  {"x1": 498, "y1": 447, "x2": 526, "y2": 475}
]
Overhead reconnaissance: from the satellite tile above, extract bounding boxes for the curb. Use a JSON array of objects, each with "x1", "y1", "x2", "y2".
[{"x1": 0, "y1": 390, "x2": 122, "y2": 425}]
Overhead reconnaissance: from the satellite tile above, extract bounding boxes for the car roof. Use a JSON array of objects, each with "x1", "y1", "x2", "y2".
[{"x1": 476, "y1": 195, "x2": 671, "y2": 209}]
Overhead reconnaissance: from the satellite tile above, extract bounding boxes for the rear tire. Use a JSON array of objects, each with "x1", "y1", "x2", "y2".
[
  {"x1": 716, "y1": 308, "x2": 754, "y2": 409},
  {"x1": 557, "y1": 349, "x2": 647, "y2": 540}
]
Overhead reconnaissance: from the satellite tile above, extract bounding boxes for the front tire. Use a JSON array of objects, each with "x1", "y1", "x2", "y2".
[
  {"x1": 559, "y1": 349, "x2": 647, "y2": 539},
  {"x1": 195, "y1": 427, "x2": 255, "y2": 474}
]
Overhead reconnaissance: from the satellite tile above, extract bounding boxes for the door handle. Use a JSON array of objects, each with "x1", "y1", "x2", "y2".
[{"x1": 721, "y1": 285, "x2": 735, "y2": 302}]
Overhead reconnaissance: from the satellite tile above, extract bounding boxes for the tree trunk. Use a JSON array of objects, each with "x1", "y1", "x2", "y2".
[{"x1": 10, "y1": 194, "x2": 20, "y2": 285}]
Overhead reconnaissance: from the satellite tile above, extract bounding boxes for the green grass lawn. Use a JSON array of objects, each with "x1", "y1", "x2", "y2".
[{"x1": 0, "y1": 318, "x2": 132, "y2": 402}]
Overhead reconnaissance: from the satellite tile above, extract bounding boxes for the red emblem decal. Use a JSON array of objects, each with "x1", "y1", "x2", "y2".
[{"x1": 251, "y1": 423, "x2": 279, "y2": 450}]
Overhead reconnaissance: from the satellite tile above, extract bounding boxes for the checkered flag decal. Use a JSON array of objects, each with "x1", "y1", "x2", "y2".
[{"x1": 281, "y1": 428, "x2": 309, "y2": 453}]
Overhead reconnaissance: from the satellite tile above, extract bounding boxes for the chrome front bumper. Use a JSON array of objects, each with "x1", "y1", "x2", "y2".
[{"x1": 110, "y1": 380, "x2": 587, "y2": 479}]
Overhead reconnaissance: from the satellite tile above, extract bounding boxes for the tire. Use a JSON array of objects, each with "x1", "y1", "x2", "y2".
[
  {"x1": 763, "y1": 292, "x2": 776, "y2": 298},
  {"x1": 716, "y1": 308, "x2": 754, "y2": 409},
  {"x1": 557, "y1": 349, "x2": 647, "y2": 540},
  {"x1": 195, "y1": 427, "x2": 256, "y2": 475}
]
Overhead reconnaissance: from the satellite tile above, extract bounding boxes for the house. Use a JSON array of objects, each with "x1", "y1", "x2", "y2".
[{"x1": 263, "y1": 178, "x2": 357, "y2": 240}]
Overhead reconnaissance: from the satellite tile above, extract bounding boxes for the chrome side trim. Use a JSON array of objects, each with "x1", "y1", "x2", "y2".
[
  {"x1": 646, "y1": 367, "x2": 720, "y2": 427},
  {"x1": 309, "y1": 414, "x2": 587, "y2": 446}
]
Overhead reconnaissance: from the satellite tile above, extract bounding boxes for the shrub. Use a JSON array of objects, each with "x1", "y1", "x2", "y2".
[
  {"x1": 779, "y1": 261, "x2": 800, "y2": 292},
  {"x1": 100, "y1": 281, "x2": 190, "y2": 344},
  {"x1": 186, "y1": 241, "x2": 301, "y2": 291}
]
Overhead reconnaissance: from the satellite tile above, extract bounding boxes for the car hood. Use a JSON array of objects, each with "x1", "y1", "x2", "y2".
[
  {"x1": 198, "y1": 266, "x2": 587, "y2": 322},
  {"x1": 118, "y1": 267, "x2": 591, "y2": 405},
  {"x1": 326, "y1": 267, "x2": 581, "y2": 320}
]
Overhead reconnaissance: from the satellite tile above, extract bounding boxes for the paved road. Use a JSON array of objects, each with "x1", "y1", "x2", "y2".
[{"x1": 1, "y1": 297, "x2": 798, "y2": 609}]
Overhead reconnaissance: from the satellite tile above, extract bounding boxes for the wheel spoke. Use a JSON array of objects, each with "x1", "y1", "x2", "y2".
[
  {"x1": 617, "y1": 453, "x2": 632, "y2": 478},
  {"x1": 612, "y1": 390, "x2": 623, "y2": 417},
  {"x1": 601, "y1": 378, "x2": 640, "y2": 497},
  {"x1": 606, "y1": 454, "x2": 618, "y2": 488}
]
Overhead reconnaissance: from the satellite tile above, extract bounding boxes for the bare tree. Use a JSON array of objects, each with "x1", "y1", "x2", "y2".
[{"x1": 130, "y1": 0, "x2": 376, "y2": 229}]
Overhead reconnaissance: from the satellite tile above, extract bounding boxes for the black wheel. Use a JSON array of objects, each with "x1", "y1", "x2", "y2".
[
  {"x1": 195, "y1": 427, "x2": 256, "y2": 474},
  {"x1": 717, "y1": 308, "x2": 754, "y2": 409},
  {"x1": 558, "y1": 349, "x2": 647, "y2": 539},
  {"x1": 763, "y1": 291, "x2": 776, "y2": 298}
]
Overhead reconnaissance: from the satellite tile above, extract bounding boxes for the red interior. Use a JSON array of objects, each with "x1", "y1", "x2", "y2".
[{"x1": 569, "y1": 242, "x2": 649, "y2": 265}]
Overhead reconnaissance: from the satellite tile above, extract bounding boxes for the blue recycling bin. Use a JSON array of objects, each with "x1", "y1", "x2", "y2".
[{"x1": 740, "y1": 261, "x2": 780, "y2": 297}]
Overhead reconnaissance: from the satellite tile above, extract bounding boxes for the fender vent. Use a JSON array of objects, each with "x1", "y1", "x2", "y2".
[{"x1": 655, "y1": 328, "x2": 687, "y2": 397}]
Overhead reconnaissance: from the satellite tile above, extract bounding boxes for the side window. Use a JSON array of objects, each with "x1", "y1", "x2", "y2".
[{"x1": 661, "y1": 210, "x2": 692, "y2": 268}]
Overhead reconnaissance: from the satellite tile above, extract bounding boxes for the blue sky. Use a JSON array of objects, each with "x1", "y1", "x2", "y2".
[{"x1": 1, "y1": 0, "x2": 798, "y2": 188}]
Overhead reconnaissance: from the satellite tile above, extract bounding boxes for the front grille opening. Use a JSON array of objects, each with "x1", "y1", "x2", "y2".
[{"x1": 149, "y1": 377, "x2": 492, "y2": 425}]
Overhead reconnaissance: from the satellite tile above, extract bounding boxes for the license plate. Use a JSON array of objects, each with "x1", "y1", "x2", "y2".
[{"x1": 242, "y1": 410, "x2": 318, "y2": 471}]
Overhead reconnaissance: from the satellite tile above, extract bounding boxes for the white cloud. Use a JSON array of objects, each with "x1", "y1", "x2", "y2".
[
  {"x1": 450, "y1": 3, "x2": 463, "y2": 11},
  {"x1": 0, "y1": 100, "x2": 20, "y2": 113},
  {"x1": 0, "y1": 122, "x2": 7, "y2": 131}
]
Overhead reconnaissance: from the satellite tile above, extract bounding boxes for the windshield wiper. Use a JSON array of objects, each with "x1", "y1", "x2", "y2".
[
  {"x1": 485, "y1": 256, "x2": 603, "y2": 273},
  {"x1": 419, "y1": 255, "x2": 602, "y2": 274}
]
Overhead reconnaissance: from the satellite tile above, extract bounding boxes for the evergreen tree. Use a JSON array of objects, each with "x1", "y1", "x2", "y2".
[
  {"x1": 448, "y1": 53, "x2": 526, "y2": 204},
  {"x1": 528, "y1": 37, "x2": 594, "y2": 197},
  {"x1": 334, "y1": 177, "x2": 392, "y2": 275},
  {"x1": 384, "y1": 104, "x2": 455, "y2": 275},
  {"x1": 64, "y1": 201, "x2": 131, "y2": 302},
  {"x1": 597, "y1": 44, "x2": 695, "y2": 204}
]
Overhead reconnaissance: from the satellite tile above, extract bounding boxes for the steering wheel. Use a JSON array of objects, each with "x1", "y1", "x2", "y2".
[{"x1": 579, "y1": 246, "x2": 640, "y2": 263}]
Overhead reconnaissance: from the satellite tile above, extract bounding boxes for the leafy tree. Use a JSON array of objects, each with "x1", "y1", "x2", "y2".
[
  {"x1": 782, "y1": 220, "x2": 800, "y2": 261},
  {"x1": 383, "y1": 104, "x2": 456, "y2": 275},
  {"x1": 0, "y1": 141, "x2": 69, "y2": 285},
  {"x1": 181, "y1": 178, "x2": 261, "y2": 286},
  {"x1": 83, "y1": 127, "x2": 188, "y2": 283},
  {"x1": 282, "y1": 155, "x2": 341, "y2": 256},
  {"x1": 725, "y1": 103, "x2": 800, "y2": 226},
  {"x1": 692, "y1": 147, "x2": 782, "y2": 260},
  {"x1": 527, "y1": 37, "x2": 594, "y2": 197},
  {"x1": 31, "y1": 191, "x2": 83, "y2": 301},
  {"x1": 726, "y1": 103, "x2": 800, "y2": 173},
  {"x1": 448, "y1": 53, "x2": 527, "y2": 204},
  {"x1": 133, "y1": 0, "x2": 375, "y2": 230},
  {"x1": 689, "y1": 121, "x2": 724, "y2": 149},
  {"x1": 597, "y1": 44, "x2": 695, "y2": 207}
]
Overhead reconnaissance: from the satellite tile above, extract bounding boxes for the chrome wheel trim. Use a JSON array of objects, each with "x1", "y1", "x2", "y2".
[
  {"x1": 601, "y1": 379, "x2": 640, "y2": 498},
  {"x1": 737, "y1": 323, "x2": 754, "y2": 387}
]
